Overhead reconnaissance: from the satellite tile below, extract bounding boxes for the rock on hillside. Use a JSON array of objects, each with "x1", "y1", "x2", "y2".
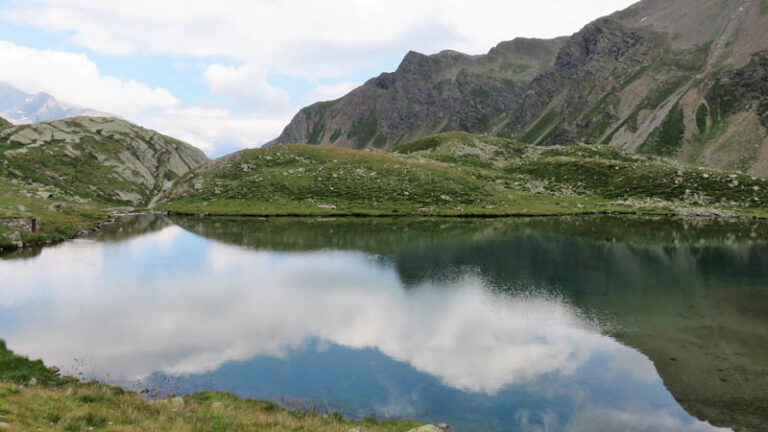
[
  {"x1": 269, "y1": 0, "x2": 768, "y2": 176},
  {"x1": 0, "y1": 116, "x2": 208, "y2": 206}
]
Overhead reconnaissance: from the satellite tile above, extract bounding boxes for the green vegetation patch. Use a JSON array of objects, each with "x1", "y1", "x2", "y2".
[
  {"x1": 519, "y1": 110, "x2": 560, "y2": 144},
  {"x1": 306, "y1": 122, "x2": 326, "y2": 145},
  {"x1": 0, "y1": 340, "x2": 65, "y2": 385},
  {"x1": 347, "y1": 111, "x2": 379, "y2": 148},
  {"x1": 329, "y1": 128, "x2": 342, "y2": 143},
  {"x1": 469, "y1": 86, "x2": 491, "y2": 99},
  {"x1": 695, "y1": 103, "x2": 709, "y2": 135},
  {"x1": 639, "y1": 103, "x2": 685, "y2": 156}
]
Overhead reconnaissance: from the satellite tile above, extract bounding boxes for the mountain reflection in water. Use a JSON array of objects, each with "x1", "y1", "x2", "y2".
[{"x1": 1, "y1": 214, "x2": 766, "y2": 432}]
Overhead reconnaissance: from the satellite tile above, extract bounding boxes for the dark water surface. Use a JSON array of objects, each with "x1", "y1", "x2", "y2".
[{"x1": 2, "y1": 215, "x2": 768, "y2": 432}]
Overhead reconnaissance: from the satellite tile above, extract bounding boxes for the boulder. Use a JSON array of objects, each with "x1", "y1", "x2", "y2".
[
  {"x1": 406, "y1": 426, "x2": 442, "y2": 432},
  {"x1": 170, "y1": 396, "x2": 185, "y2": 408}
]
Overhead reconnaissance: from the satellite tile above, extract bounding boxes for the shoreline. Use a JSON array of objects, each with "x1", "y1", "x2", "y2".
[{"x1": 3, "y1": 208, "x2": 768, "y2": 256}]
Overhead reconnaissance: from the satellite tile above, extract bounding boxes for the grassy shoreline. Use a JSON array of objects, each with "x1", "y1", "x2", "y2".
[
  {"x1": 5, "y1": 132, "x2": 768, "y2": 254},
  {"x1": 0, "y1": 341, "x2": 424, "y2": 432},
  {"x1": 5, "y1": 206, "x2": 768, "y2": 256}
]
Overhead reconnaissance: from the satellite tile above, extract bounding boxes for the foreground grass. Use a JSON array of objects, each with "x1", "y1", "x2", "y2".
[
  {"x1": 0, "y1": 341, "x2": 423, "y2": 432},
  {"x1": 158, "y1": 133, "x2": 768, "y2": 218}
]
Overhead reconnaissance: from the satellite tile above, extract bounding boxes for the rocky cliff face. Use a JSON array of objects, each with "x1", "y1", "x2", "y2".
[
  {"x1": 0, "y1": 116, "x2": 208, "y2": 206},
  {"x1": 269, "y1": 0, "x2": 768, "y2": 175}
]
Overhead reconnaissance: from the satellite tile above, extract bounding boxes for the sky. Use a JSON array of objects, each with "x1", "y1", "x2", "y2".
[{"x1": 0, "y1": 0, "x2": 637, "y2": 157}]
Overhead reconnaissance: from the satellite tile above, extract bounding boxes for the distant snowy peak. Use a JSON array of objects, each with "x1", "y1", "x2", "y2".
[{"x1": 0, "y1": 83, "x2": 113, "y2": 124}]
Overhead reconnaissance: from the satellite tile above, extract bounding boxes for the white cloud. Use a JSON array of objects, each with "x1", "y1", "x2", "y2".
[
  {"x1": 305, "y1": 81, "x2": 358, "y2": 103},
  {"x1": 203, "y1": 64, "x2": 291, "y2": 111},
  {"x1": 2, "y1": 0, "x2": 639, "y2": 78},
  {"x1": 0, "y1": 40, "x2": 289, "y2": 155},
  {"x1": 140, "y1": 107, "x2": 292, "y2": 155},
  {"x1": 0, "y1": 40, "x2": 179, "y2": 115}
]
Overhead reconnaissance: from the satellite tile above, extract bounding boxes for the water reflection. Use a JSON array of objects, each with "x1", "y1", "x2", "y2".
[{"x1": 1, "y1": 214, "x2": 766, "y2": 431}]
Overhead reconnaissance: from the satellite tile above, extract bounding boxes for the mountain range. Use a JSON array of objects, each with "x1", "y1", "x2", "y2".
[
  {"x1": 268, "y1": 0, "x2": 768, "y2": 175},
  {"x1": 0, "y1": 83, "x2": 112, "y2": 124}
]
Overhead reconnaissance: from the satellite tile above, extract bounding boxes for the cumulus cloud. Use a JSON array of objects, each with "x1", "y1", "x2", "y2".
[
  {"x1": 0, "y1": 40, "x2": 179, "y2": 115},
  {"x1": 203, "y1": 64, "x2": 291, "y2": 111},
  {"x1": 139, "y1": 107, "x2": 291, "y2": 156},
  {"x1": 2, "y1": 0, "x2": 638, "y2": 78},
  {"x1": 0, "y1": 40, "x2": 290, "y2": 155}
]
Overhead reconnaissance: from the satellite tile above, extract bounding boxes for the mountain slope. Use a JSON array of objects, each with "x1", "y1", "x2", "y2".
[
  {"x1": 0, "y1": 83, "x2": 112, "y2": 124},
  {"x1": 269, "y1": 0, "x2": 768, "y2": 175},
  {"x1": 0, "y1": 116, "x2": 208, "y2": 206},
  {"x1": 267, "y1": 37, "x2": 567, "y2": 148}
]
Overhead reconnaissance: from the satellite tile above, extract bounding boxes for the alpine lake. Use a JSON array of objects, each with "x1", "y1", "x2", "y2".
[{"x1": 2, "y1": 214, "x2": 767, "y2": 432}]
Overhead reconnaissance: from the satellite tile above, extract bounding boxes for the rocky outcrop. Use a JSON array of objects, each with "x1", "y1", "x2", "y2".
[
  {"x1": 0, "y1": 217, "x2": 37, "y2": 233},
  {"x1": 707, "y1": 51, "x2": 768, "y2": 129},
  {"x1": 0, "y1": 116, "x2": 208, "y2": 205},
  {"x1": 269, "y1": 0, "x2": 768, "y2": 175}
]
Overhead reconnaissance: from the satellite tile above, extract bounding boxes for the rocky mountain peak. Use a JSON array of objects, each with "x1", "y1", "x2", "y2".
[{"x1": 0, "y1": 83, "x2": 113, "y2": 124}]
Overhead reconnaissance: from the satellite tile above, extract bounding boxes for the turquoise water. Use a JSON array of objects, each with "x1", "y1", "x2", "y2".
[{"x1": 2, "y1": 214, "x2": 767, "y2": 431}]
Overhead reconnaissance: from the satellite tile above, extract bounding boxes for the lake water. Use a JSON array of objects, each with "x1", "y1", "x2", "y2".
[{"x1": 2, "y1": 214, "x2": 767, "y2": 432}]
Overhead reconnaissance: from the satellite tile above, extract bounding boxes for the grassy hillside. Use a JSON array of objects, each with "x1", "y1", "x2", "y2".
[
  {"x1": 160, "y1": 143, "x2": 510, "y2": 215},
  {"x1": 160, "y1": 132, "x2": 768, "y2": 218},
  {"x1": 0, "y1": 341, "x2": 422, "y2": 432},
  {"x1": 0, "y1": 116, "x2": 208, "y2": 206}
]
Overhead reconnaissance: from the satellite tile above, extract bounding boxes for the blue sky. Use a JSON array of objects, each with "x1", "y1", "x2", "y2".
[{"x1": 0, "y1": 0, "x2": 636, "y2": 156}]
